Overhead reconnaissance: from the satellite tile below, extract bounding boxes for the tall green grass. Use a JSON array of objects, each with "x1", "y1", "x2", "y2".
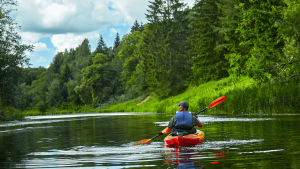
[
  {"x1": 99, "y1": 76, "x2": 300, "y2": 114},
  {"x1": 22, "y1": 104, "x2": 96, "y2": 116}
]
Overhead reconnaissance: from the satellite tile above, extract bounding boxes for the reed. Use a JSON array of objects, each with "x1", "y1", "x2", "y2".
[{"x1": 100, "y1": 76, "x2": 300, "y2": 114}]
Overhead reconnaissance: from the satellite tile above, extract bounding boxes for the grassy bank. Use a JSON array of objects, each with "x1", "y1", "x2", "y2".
[
  {"x1": 0, "y1": 106, "x2": 24, "y2": 121},
  {"x1": 97, "y1": 76, "x2": 300, "y2": 114},
  {"x1": 20, "y1": 75, "x2": 300, "y2": 117}
]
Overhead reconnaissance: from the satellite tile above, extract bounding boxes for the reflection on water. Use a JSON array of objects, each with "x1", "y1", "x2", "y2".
[
  {"x1": 0, "y1": 113, "x2": 299, "y2": 168},
  {"x1": 21, "y1": 138, "x2": 262, "y2": 169}
]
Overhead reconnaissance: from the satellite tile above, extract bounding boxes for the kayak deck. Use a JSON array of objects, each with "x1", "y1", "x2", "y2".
[{"x1": 164, "y1": 130, "x2": 205, "y2": 147}]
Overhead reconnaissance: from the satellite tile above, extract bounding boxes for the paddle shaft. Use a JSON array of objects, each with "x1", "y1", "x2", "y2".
[
  {"x1": 193, "y1": 96, "x2": 225, "y2": 116},
  {"x1": 194, "y1": 107, "x2": 207, "y2": 116},
  {"x1": 150, "y1": 134, "x2": 161, "y2": 140}
]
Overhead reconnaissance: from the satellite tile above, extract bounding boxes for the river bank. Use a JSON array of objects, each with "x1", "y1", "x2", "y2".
[
  {"x1": 98, "y1": 76, "x2": 300, "y2": 114},
  {"x1": 0, "y1": 107, "x2": 24, "y2": 122},
  {"x1": 16, "y1": 75, "x2": 299, "y2": 117}
]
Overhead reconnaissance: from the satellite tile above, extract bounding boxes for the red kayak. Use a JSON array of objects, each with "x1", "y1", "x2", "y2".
[{"x1": 164, "y1": 130, "x2": 205, "y2": 147}]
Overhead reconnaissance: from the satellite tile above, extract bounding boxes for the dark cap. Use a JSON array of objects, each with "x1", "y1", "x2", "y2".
[{"x1": 176, "y1": 101, "x2": 189, "y2": 108}]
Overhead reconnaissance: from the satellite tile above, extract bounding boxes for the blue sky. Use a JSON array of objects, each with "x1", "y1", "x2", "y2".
[{"x1": 10, "y1": 0, "x2": 195, "y2": 68}]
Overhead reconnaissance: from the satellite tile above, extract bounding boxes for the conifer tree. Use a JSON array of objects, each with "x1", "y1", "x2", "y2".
[
  {"x1": 61, "y1": 64, "x2": 72, "y2": 83},
  {"x1": 76, "y1": 38, "x2": 91, "y2": 58},
  {"x1": 188, "y1": 0, "x2": 229, "y2": 84},
  {"x1": 215, "y1": 0, "x2": 243, "y2": 77},
  {"x1": 140, "y1": 22, "x2": 145, "y2": 32},
  {"x1": 232, "y1": 0, "x2": 286, "y2": 81},
  {"x1": 95, "y1": 35, "x2": 108, "y2": 55},
  {"x1": 275, "y1": 0, "x2": 300, "y2": 82},
  {"x1": 130, "y1": 20, "x2": 140, "y2": 33},
  {"x1": 113, "y1": 32, "x2": 121, "y2": 50},
  {"x1": 138, "y1": 0, "x2": 191, "y2": 98}
]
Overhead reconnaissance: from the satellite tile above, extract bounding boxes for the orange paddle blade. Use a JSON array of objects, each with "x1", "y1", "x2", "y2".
[
  {"x1": 207, "y1": 96, "x2": 225, "y2": 108},
  {"x1": 133, "y1": 139, "x2": 152, "y2": 145}
]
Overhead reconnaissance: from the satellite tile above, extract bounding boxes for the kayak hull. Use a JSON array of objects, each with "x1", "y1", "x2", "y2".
[{"x1": 164, "y1": 130, "x2": 205, "y2": 147}]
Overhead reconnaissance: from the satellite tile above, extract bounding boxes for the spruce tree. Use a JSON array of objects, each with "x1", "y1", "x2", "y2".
[
  {"x1": 130, "y1": 20, "x2": 140, "y2": 33},
  {"x1": 140, "y1": 22, "x2": 145, "y2": 32},
  {"x1": 138, "y1": 0, "x2": 191, "y2": 97},
  {"x1": 61, "y1": 64, "x2": 72, "y2": 83},
  {"x1": 216, "y1": 0, "x2": 243, "y2": 77},
  {"x1": 95, "y1": 35, "x2": 108, "y2": 55},
  {"x1": 113, "y1": 32, "x2": 121, "y2": 50},
  {"x1": 188, "y1": 0, "x2": 229, "y2": 84},
  {"x1": 234, "y1": 0, "x2": 286, "y2": 81}
]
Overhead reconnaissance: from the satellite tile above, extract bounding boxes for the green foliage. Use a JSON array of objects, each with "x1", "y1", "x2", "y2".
[
  {"x1": 100, "y1": 76, "x2": 300, "y2": 114},
  {"x1": 36, "y1": 101, "x2": 48, "y2": 113},
  {"x1": 22, "y1": 67, "x2": 46, "y2": 85},
  {"x1": 138, "y1": 0, "x2": 191, "y2": 98},
  {"x1": 0, "y1": 0, "x2": 33, "y2": 107},
  {"x1": 130, "y1": 20, "x2": 141, "y2": 33},
  {"x1": 74, "y1": 85, "x2": 93, "y2": 104},
  {"x1": 78, "y1": 53, "x2": 117, "y2": 105},
  {"x1": 188, "y1": 0, "x2": 229, "y2": 84},
  {"x1": 0, "y1": 106, "x2": 24, "y2": 121},
  {"x1": 225, "y1": 0, "x2": 286, "y2": 82},
  {"x1": 94, "y1": 35, "x2": 109, "y2": 55},
  {"x1": 118, "y1": 31, "x2": 147, "y2": 98},
  {"x1": 273, "y1": 0, "x2": 300, "y2": 83},
  {"x1": 113, "y1": 32, "x2": 121, "y2": 50},
  {"x1": 46, "y1": 79, "x2": 62, "y2": 106},
  {"x1": 61, "y1": 64, "x2": 72, "y2": 83},
  {"x1": 12, "y1": 83, "x2": 31, "y2": 110},
  {"x1": 1, "y1": 0, "x2": 299, "y2": 118}
]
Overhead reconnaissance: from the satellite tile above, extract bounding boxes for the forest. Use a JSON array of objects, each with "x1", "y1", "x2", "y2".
[{"x1": 1, "y1": 0, "x2": 300, "y2": 121}]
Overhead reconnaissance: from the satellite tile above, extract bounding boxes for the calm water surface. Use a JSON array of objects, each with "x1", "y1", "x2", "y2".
[{"x1": 0, "y1": 113, "x2": 299, "y2": 168}]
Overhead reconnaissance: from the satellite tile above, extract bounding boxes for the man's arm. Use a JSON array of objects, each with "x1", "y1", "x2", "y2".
[
  {"x1": 193, "y1": 116, "x2": 203, "y2": 128},
  {"x1": 159, "y1": 127, "x2": 172, "y2": 135},
  {"x1": 159, "y1": 116, "x2": 176, "y2": 135}
]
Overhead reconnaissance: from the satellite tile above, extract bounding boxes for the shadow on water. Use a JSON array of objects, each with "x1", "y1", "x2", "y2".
[{"x1": 0, "y1": 113, "x2": 299, "y2": 168}]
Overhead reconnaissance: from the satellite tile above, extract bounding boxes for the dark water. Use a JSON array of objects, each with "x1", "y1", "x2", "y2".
[{"x1": 0, "y1": 113, "x2": 299, "y2": 168}]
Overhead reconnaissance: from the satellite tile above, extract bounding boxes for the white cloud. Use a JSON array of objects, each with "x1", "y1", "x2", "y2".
[
  {"x1": 25, "y1": 51, "x2": 34, "y2": 57},
  {"x1": 19, "y1": 32, "x2": 42, "y2": 42},
  {"x1": 22, "y1": 41, "x2": 48, "y2": 51},
  {"x1": 109, "y1": 28, "x2": 118, "y2": 35},
  {"x1": 37, "y1": 56, "x2": 47, "y2": 63},
  {"x1": 184, "y1": 0, "x2": 195, "y2": 8},
  {"x1": 40, "y1": 3, "x2": 77, "y2": 28},
  {"x1": 34, "y1": 42, "x2": 48, "y2": 51},
  {"x1": 51, "y1": 32, "x2": 98, "y2": 53},
  {"x1": 23, "y1": 42, "x2": 48, "y2": 57},
  {"x1": 13, "y1": 0, "x2": 149, "y2": 34}
]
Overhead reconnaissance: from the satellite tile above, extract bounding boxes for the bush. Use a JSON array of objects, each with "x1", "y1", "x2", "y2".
[
  {"x1": 36, "y1": 101, "x2": 48, "y2": 113},
  {"x1": 0, "y1": 107, "x2": 24, "y2": 121}
]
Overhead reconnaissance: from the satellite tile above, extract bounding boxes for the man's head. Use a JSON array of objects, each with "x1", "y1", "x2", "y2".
[{"x1": 176, "y1": 101, "x2": 189, "y2": 111}]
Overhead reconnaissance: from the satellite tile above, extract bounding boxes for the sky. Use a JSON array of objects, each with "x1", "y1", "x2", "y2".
[{"x1": 10, "y1": 0, "x2": 195, "y2": 68}]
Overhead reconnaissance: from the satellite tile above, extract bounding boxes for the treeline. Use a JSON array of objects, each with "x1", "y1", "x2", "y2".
[{"x1": 1, "y1": 0, "x2": 300, "y2": 116}]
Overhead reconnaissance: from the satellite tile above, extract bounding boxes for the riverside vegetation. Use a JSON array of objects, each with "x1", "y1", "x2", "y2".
[
  {"x1": 21, "y1": 75, "x2": 300, "y2": 116},
  {"x1": 1, "y1": 0, "x2": 300, "y2": 121}
]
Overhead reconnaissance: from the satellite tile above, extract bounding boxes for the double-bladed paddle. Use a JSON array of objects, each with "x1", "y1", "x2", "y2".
[
  {"x1": 134, "y1": 96, "x2": 226, "y2": 145},
  {"x1": 193, "y1": 96, "x2": 226, "y2": 116}
]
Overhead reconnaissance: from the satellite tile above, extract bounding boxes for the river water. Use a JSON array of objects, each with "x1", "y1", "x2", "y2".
[{"x1": 0, "y1": 113, "x2": 299, "y2": 168}]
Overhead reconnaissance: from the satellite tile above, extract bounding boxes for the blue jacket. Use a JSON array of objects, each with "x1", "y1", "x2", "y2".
[{"x1": 174, "y1": 111, "x2": 193, "y2": 131}]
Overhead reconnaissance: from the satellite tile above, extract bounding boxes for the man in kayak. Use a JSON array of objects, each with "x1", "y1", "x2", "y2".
[{"x1": 159, "y1": 101, "x2": 203, "y2": 136}]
